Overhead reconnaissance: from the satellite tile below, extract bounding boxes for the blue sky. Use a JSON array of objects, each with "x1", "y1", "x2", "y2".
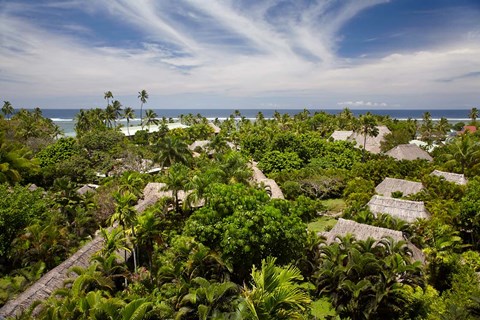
[{"x1": 1, "y1": 0, "x2": 479, "y2": 109}]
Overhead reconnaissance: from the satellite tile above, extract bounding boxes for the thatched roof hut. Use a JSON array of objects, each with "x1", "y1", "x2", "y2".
[
  {"x1": 250, "y1": 162, "x2": 284, "y2": 199},
  {"x1": 208, "y1": 122, "x2": 221, "y2": 134},
  {"x1": 350, "y1": 125, "x2": 391, "y2": 154},
  {"x1": 321, "y1": 218, "x2": 425, "y2": 263},
  {"x1": 188, "y1": 140, "x2": 210, "y2": 152},
  {"x1": 257, "y1": 178, "x2": 285, "y2": 199},
  {"x1": 431, "y1": 170, "x2": 467, "y2": 185},
  {"x1": 368, "y1": 195, "x2": 429, "y2": 223},
  {"x1": 330, "y1": 131, "x2": 353, "y2": 141},
  {"x1": 0, "y1": 233, "x2": 115, "y2": 318},
  {"x1": 135, "y1": 182, "x2": 203, "y2": 213},
  {"x1": 385, "y1": 144, "x2": 433, "y2": 161},
  {"x1": 250, "y1": 161, "x2": 267, "y2": 180},
  {"x1": 375, "y1": 177, "x2": 423, "y2": 197},
  {"x1": 77, "y1": 184, "x2": 99, "y2": 195}
]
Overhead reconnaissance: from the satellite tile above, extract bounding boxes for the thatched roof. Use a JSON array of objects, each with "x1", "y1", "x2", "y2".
[
  {"x1": 76, "y1": 184, "x2": 99, "y2": 196},
  {"x1": 250, "y1": 161, "x2": 267, "y2": 180},
  {"x1": 431, "y1": 170, "x2": 467, "y2": 185},
  {"x1": 350, "y1": 126, "x2": 391, "y2": 154},
  {"x1": 368, "y1": 195, "x2": 429, "y2": 223},
  {"x1": 250, "y1": 162, "x2": 284, "y2": 199},
  {"x1": 188, "y1": 140, "x2": 210, "y2": 151},
  {"x1": 0, "y1": 233, "x2": 112, "y2": 318},
  {"x1": 409, "y1": 139, "x2": 438, "y2": 152},
  {"x1": 109, "y1": 158, "x2": 155, "y2": 176},
  {"x1": 321, "y1": 218, "x2": 425, "y2": 263},
  {"x1": 330, "y1": 131, "x2": 353, "y2": 141},
  {"x1": 135, "y1": 182, "x2": 203, "y2": 213},
  {"x1": 257, "y1": 178, "x2": 285, "y2": 199},
  {"x1": 385, "y1": 144, "x2": 433, "y2": 161},
  {"x1": 375, "y1": 177, "x2": 423, "y2": 197},
  {"x1": 208, "y1": 122, "x2": 221, "y2": 134}
]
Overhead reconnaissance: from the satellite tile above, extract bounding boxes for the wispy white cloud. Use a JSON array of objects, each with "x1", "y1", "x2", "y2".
[
  {"x1": 0, "y1": 0, "x2": 479, "y2": 109},
  {"x1": 338, "y1": 101, "x2": 388, "y2": 107}
]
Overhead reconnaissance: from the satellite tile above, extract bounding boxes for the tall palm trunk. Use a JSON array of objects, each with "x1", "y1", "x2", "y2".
[
  {"x1": 131, "y1": 225, "x2": 138, "y2": 272},
  {"x1": 140, "y1": 103, "x2": 144, "y2": 130},
  {"x1": 362, "y1": 133, "x2": 367, "y2": 162}
]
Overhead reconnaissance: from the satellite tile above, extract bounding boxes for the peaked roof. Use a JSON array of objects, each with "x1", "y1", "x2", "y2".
[
  {"x1": 321, "y1": 218, "x2": 425, "y2": 263},
  {"x1": 188, "y1": 140, "x2": 210, "y2": 151},
  {"x1": 208, "y1": 122, "x2": 221, "y2": 134},
  {"x1": 350, "y1": 125, "x2": 391, "y2": 154},
  {"x1": 431, "y1": 170, "x2": 468, "y2": 185},
  {"x1": 385, "y1": 144, "x2": 433, "y2": 161},
  {"x1": 257, "y1": 178, "x2": 285, "y2": 199},
  {"x1": 250, "y1": 162, "x2": 284, "y2": 199},
  {"x1": 368, "y1": 195, "x2": 429, "y2": 223},
  {"x1": 375, "y1": 177, "x2": 423, "y2": 197},
  {"x1": 460, "y1": 125, "x2": 477, "y2": 134},
  {"x1": 330, "y1": 130, "x2": 353, "y2": 141},
  {"x1": 76, "y1": 184, "x2": 98, "y2": 195},
  {"x1": 135, "y1": 182, "x2": 203, "y2": 213}
]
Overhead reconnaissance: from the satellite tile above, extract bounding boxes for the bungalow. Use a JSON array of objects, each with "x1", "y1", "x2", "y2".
[
  {"x1": 330, "y1": 126, "x2": 391, "y2": 154},
  {"x1": 431, "y1": 170, "x2": 468, "y2": 185},
  {"x1": 321, "y1": 218, "x2": 425, "y2": 263},
  {"x1": 375, "y1": 177, "x2": 423, "y2": 197},
  {"x1": 385, "y1": 144, "x2": 433, "y2": 162},
  {"x1": 368, "y1": 195, "x2": 430, "y2": 223}
]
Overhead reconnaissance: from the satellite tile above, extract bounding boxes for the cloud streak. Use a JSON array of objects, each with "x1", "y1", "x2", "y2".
[{"x1": 0, "y1": 0, "x2": 479, "y2": 109}]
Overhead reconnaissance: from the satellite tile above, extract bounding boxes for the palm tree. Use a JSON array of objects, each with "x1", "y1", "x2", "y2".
[
  {"x1": 123, "y1": 107, "x2": 135, "y2": 135},
  {"x1": 162, "y1": 163, "x2": 190, "y2": 212},
  {"x1": 420, "y1": 111, "x2": 435, "y2": 145},
  {"x1": 178, "y1": 277, "x2": 239, "y2": 319},
  {"x1": 105, "y1": 104, "x2": 116, "y2": 128},
  {"x1": 443, "y1": 133, "x2": 480, "y2": 175},
  {"x1": 356, "y1": 113, "x2": 379, "y2": 162},
  {"x1": 2, "y1": 101, "x2": 14, "y2": 119},
  {"x1": 143, "y1": 109, "x2": 159, "y2": 128},
  {"x1": 154, "y1": 135, "x2": 192, "y2": 168},
  {"x1": 74, "y1": 109, "x2": 90, "y2": 135},
  {"x1": 33, "y1": 107, "x2": 42, "y2": 121},
  {"x1": 111, "y1": 100, "x2": 123, "y2": 127},
  {"x1": 338, "y1": 107, "x2": 356, "y2": 130},
  {"x1": 469, "y1": 107, "x2": 478, "y2": 125},
  {"x1": 242, "y1": 257, "x2": 311, "y2": 319},
  {"x1": 314, "y1": 236, "x2": 423, "y2": 320},
  {"x1": 138, "y1": 89, "x2": 149, "y2": 129},
  {"x1": 435, "y1": 117, "x2": 451, "y2": 141},
  {"x1": 0, "y1": 132, "x2": 35, "y2": 184},
  {"x1": 110, "y1": 191, "x2": 139, "y2": 271},
  {"x1": 218, "y1": 151, "x2": 252, "y2": 184},
  {"x1": 104, "y1": 91, "x2": 113, "y2": 107}
]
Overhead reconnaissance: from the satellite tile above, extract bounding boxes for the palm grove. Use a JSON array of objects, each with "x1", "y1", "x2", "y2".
[{"x1": 0, "y1": 96, "x2": 480, "y2": 319}]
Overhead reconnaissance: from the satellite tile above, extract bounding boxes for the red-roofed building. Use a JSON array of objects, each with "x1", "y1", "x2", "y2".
[{"x1": 460, "y1": 126, "x2": 477, "y2": 134}]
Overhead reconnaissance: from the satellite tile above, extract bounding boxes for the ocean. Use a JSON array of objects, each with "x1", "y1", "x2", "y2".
[{"x1": 35, "y1": 108, "x2": 472, "y2": 136}]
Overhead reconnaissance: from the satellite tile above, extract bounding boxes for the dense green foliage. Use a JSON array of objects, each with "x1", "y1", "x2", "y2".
[{"x1": 1, "y1": 105, "x2": 480, "y2": 319}]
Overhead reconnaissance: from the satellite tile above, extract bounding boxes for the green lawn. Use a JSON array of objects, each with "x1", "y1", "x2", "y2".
[
  {"x1": 307, "y1": 216, "x2": 338, "y2": 233},
  {"x1": 321, "y1": 198, "x2": 346, "y2": 214}
]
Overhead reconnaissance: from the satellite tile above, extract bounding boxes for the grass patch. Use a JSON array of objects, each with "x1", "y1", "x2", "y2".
[
  {"x1": 322, "y1": 198, "x2": 346, "y2": 213},
  {"x1": 307, "y1": 216, "x2": 337, "y2": 233}
]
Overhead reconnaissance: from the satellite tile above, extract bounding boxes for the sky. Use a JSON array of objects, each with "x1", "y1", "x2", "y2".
[{"x1": 1, "y1": 0, "x2": 479, "y2": 110}]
